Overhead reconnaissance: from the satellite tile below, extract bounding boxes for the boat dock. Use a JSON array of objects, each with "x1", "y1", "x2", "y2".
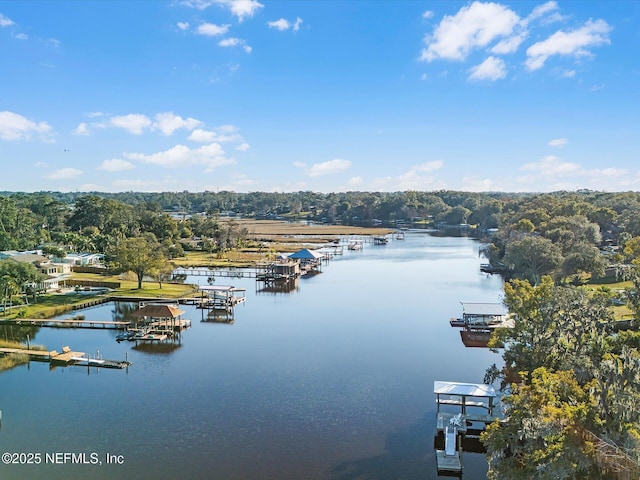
[
  {"x1": 0, "y1": 345, "x2": 131, "y2": 369},
  {"x1": 433, "y1": 381, "x2": 499, "y2": 474},
  {"x1": 173, "y1": 267, "x2": 257, "y2": 278},
  {"x1": 195, "y1": 285, "x2": 246, "y2": 312},
  {"x1": 1, "y1": 318, "x2": 130, "y2": 330}
]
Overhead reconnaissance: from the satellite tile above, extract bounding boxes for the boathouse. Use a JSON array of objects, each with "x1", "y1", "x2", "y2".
[
  {"x1": 451, "y1": 302, "x2": 510, "y2": 329},
  {"x1": 256, "y1": 257, "x2": 300, "y2": 281},
  {"x1": 288, "y1": 248, "x2": 324, "y2": 274},
  {"x1": 198, "y1": 285, "x2": 246, "y2": 311},
  {"x1": 131, "y1": 303, "x2": 191, "y2": 341}
]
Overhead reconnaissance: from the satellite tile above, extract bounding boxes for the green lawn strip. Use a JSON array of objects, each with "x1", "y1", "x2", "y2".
[
  {"x1": 585, "y1": 278, "x2": 635, "y2": 321},
  {"x1": 1, "y1": 273, "x2": 198, "y2": 320}
]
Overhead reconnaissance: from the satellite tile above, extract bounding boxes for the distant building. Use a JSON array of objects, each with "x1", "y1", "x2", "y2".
[{"x1": 59, "y1": 253, "x2": 105, "y2": 267}]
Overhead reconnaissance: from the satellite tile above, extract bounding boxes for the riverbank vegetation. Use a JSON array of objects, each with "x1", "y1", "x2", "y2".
[
  {"x1": 482, "y1": 276, "x2": 640, "y2": 479},
  {"x1": 2, "y1": 189, "x2": 640, "y2": 474},
  {"x1": 0, "y1": 339, "x2": 46, "y2": 373}
]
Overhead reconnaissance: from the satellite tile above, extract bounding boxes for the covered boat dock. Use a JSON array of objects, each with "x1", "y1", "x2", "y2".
[{"x1": 434, "y1": 380, "x2": 498, "y2": 474}]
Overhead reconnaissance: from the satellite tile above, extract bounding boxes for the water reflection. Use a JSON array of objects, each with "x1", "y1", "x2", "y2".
[
  {"x1": 0, "y1": 232, "x2": 503, "y2": 480},
  {"x1": 256, "y1": 277, "x2": 300, "y2": 295}
]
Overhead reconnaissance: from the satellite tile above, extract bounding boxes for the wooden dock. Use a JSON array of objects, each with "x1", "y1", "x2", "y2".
[
  {"x1": 173, "y1": 267, "x2": 257, "y2": 278},
  {"x1": 1, "y1": 318, "x2": 130, "y2": 330},
  {"x1": 0, "y1": 345, "x2": 131, "y2": 369}
]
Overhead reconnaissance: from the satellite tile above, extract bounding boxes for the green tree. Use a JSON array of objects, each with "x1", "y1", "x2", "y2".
[
  {"x1": 503, "y1": 236, "x2": 562, "y2": 285},
  {"x1": 115, "y1": 234, "x2": 165, "y2": 289},
  {"x1": 483, "y1": 368, "x2": 600, "y2": 480}
]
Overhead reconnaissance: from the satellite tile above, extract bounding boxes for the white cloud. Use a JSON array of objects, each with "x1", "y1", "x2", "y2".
[
  {"x1": 224, "y1": 0, "x2": 264, "y2": 22},
  {"x1": 109, "y1": 114, "x2": 152, "y2": 135},
  {"x1": 490, "y1": 32, "x2": 527, "y2": 54},
  {"x1": 88, "y1": 111, "x2": 106, "y2": 118},
  {"x1": 236, "y1": 142, "x2": 250, "y2": 151},
  {"x1": 46, "y1": 168, "x2": 82, "y2": 180},
  {"x1": 188, "y1": 125, "x2": 242, "y2": 143},
  {"x1": 268, "y1": 18, "x2": 290, "y2": 31},
  {"x1": 423, "y1": 10, "x2": 434, "y2": 20},
  {"x1": 74, "y1": 123, "x2": 90, "y2": 136},
  {"x1": 548, "y1": 137, "x2": 568, "y2": 147},
  {"x1": 461, "y1": 176, "x2": 496, "y2": 191},
  {"x1": 421, "y1": 2, "x2": 520, "y2": 61},
  {"x1": 78, "y1": 183, "x2": 104, "y2": 192},
  {"x1": 414, "y1": 160, "x2": 444, "y2": 173},
  {"x1": 515, "y1": 155, "x2": 632, "y2": 191},
  {"x1": 153, "y1": 112, "x2": 202, "y2": 135},
  {"x1": 98, "y1": 159, "x2": 135, "y2": 172},
  {"x1": 14, "y1": 33, "x2": 27, "y2": 40},
  {"x1": 181, "y1": 0, "x2": 263, "y2": 22},
  {"x1": 521, "y1": 155, "x2": 580, "y2": 175},
  {"x1": 0, "y1": 13, "x2": 14, "y2": 27},
  {"x1": 308, "y1": 159, "x2": 351, "y2": 177},
  {"x1": 219, "y1": 37, "x2": 252, "y2": 52},
  {"x1": 369, "y1": 161, "x2": 446, "y2": 191},
  {"x1": 347, "y1": 176, "x2": 364, "y2": 188},
  {"x1": 468, "y1": 56, "x2": 507, "y2": 81},
  {"x1": 217, "y1": 124, "x2": 237, "y2": 133},
  {"x1": 188, "y1": 129, "x2": 217, "y2": 143},
  {"x1": 267, "y1": 17, "x2": 303, "y2": 32},
  {"x1": 525, "y1": 19, "x2": 611, "y2": 71},
  {"x1": 196, "y1": 23, "x2": 230, "y2": 36},
  {"x1": 124, "y1": 143, "x2": 234, "y2": 172},
  {"x1": 0, "y1": 111, "x2": 53, "y2": 141},
  {"x1": 527, "y1": 1, "x2": 558, "y2": 22},
  {"x1": 561, "y1": 69, "x2": 576, "y2": 78},
  {"x1": 293, "y1": 161, "x2": 306, "y2": 168},
  {"x1": 177, "y1": 22, "x2": 190, "y2": 30}
]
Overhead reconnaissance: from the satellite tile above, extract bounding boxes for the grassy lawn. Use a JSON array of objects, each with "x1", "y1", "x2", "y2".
[
  {"x1": 1, "y1": 273, "x2": 198, "y2": 320},
  {"x1": 585, "y1": 278, "x2": 635, "y2": 320},
  {"x1": 173, "y1": 250, "x2": 265, "y2": 268},
  {"x1": 69, "y1": 272, "x2": 198, "y2": 298}
]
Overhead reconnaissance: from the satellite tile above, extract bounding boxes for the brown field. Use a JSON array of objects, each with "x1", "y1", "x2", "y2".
[
  {"x1": 173, "y1": 219, "x2": 394, "y2": 268},
  {"x1": 220, "y1": 218, "x2": 393, "y2": 244}
]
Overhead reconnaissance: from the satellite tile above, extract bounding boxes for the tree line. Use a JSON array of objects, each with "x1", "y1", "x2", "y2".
[{"x1": 3, "y1": 188, "x2": 640, "y2": 475}]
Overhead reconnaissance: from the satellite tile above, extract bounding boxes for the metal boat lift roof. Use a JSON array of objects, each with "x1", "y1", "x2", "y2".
[
  {"x1": 199, "y1": 285, "x2": 246, "y2": 292},
  {"x1": 460, "y1": 302, "x2": 507, "y2": 317},
  {"x1": 434, "y1": 381, "x2": 496, "y2": 398}
]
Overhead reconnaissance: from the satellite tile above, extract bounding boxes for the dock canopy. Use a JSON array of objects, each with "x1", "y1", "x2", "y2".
[
  {"x1": 133, "y1": 304, "x2": 185, "y2": 318},
  {"x1": 288, "y1": 248, "x2": 324, "y2": 260},
  {"x1": 461, "y1": 302, "x2": 507, "y2": 317},
  {"x1": 199, "y1": 285, "x2": 245, "y2": 293},
  {"x1": 434, "y1": 381, "x2": 496, "y2": 398}
]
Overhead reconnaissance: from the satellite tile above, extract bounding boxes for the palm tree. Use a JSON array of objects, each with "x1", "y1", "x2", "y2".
[{"x1": 0, "y1": 274, "x2": 19, "y2": 314}]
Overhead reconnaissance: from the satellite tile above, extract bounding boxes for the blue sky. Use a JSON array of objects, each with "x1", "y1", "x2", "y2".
[{"x1": 1, "y1": 1, "x2": 638, "y2": 193}]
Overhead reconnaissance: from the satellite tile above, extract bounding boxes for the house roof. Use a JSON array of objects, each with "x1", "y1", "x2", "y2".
[
  {"x1": 132, "y1": 304, "x2": 185, "y2": 318},
  {"x1": 288, "y1": 248, "x2": 324, "y2": 260},
  {"x1": 7, "y1": 253, "x2": 49, "y2": 264}
]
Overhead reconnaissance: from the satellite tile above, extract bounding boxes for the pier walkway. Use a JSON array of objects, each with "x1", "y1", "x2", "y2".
[
  {"x1": 1, "y1": 318, "x2": 130, "y2": 330},
  {"x1": 0, "y1": 345, "x2": 130, "y2": 369}
]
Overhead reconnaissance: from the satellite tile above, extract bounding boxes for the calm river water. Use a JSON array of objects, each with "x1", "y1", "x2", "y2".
[{"x1": 0, "y1": 232, "x2": 504, "y2": 480}]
